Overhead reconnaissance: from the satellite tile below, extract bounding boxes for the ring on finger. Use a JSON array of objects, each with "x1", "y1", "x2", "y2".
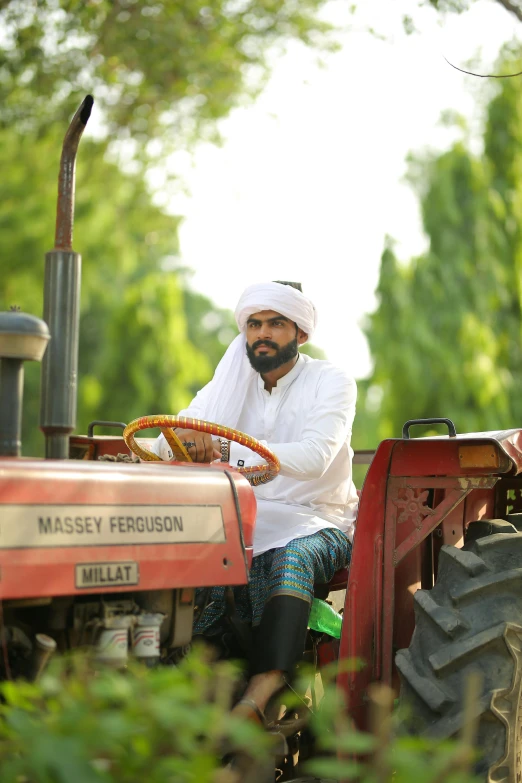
[{"x1": 183, "y1": 441, "x2": 196, "y2": 448}]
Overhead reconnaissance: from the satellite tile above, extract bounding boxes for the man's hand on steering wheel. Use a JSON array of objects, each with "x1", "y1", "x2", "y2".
[
  {"x1": 172, "y1": 428, "x2": 221, "y2": 463},
  {"x1": 124, "y1": 415, "x2": 279, "y2": 484}
]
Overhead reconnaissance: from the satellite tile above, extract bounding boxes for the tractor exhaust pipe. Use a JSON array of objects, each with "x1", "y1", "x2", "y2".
[{"x1": 40, "y1": 96, "x2": 93, "y2": 459}]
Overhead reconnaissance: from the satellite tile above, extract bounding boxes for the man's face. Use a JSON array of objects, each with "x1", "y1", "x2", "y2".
[{"x1": 245, "y1": 310, "x2": 306, "y2": 373}]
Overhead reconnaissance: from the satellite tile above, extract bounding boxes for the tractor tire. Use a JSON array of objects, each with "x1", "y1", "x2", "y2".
[{"x1": 396, "y1": 533, "x2": 522, "y2": 783}]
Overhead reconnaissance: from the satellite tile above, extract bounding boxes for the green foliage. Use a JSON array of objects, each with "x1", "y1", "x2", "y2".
[
  {"x1": 0, "y1": 0, "x2": 343, "y2": 456},
  {"x1": 0, "y1": 0, "x2": 338, "y2": 154},
  {"x1": 300, "y1": 342, "x2": 326, "y2": 360},
  {"x1": 0, "y1": 652, "x2": 483, "y2": 783},
  {"x1": 365, "y1": 47, "x2": 522, "y2": 441},
  {"x1": 0, "y1": 121, "x2": 226, "y2": 455},
  {"x1": 306, "y1": 722, "x2": 482, "y2": 783},
  {"x1": 0, "y1": 107, "x2": 330, "y2": 457},
  {"x1": 423, "y1": 0, "x2": 471, "y2": 11},
  {"x1": 0, "y1": 650, "x2": 272, "y2": 783},
  {"x1": 183, "y1": 288, "x2": 238, "y2": 397},
  {"x1": 297, "y1": 668, "x2": 482, "y2": 783}
]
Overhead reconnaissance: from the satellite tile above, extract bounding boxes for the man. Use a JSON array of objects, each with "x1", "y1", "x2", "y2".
[{"x1": 153, "y1": 281, "x2": 358, "y2": 724}]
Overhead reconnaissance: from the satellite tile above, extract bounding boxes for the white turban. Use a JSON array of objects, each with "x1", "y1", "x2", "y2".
[
  {"x1": 180, "y1": 282, "x2": 318, "y2": 428},
  {"x1": 235, "y1": 281, "x2": 317, "y2": 339}
]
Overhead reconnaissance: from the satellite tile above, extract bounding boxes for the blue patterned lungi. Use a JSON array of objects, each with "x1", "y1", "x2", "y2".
[{"x1": 194, "y1": 527, "x2": 351, "y2": 634}]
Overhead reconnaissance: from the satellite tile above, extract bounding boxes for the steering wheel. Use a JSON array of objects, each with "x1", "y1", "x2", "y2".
[{"x1": 123, "y1": 415, "x2": 280, "y2": 487}]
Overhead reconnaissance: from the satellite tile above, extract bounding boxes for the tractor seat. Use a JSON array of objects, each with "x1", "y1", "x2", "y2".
[
  {"x1": 326, "y1": 568, "x2": 349, "y2": 591},
  {"x1": 314, "y1": 567, "x2": 349, "y2": 599}
]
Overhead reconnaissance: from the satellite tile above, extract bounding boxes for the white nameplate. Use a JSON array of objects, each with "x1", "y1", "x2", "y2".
[
  {"x1": 76, "y1": 561, "x2": 139, "y2": 589},
  {"x1": 0, "y1": 505, "x2": 226, "y2": 549}
]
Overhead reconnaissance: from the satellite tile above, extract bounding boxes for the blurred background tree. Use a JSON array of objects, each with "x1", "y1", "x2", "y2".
[
  {"x1": 425, "y1": 0, "x2": 522, "y2": 24},
  {"x1": 0, "y1": 0, "x2": 337, "y2": 152},
  {"x1": 0, "y1": 0, "x2": 339, "y2": 454},
  {"x1": 3, "y1": 0, "x2": 522, "y2": 457},
  {"x1": 363, "y1": 46, "x2": 522, "y2": 443}
]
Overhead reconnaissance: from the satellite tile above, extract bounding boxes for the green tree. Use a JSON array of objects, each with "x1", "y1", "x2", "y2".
[
  {"x1": 1, "y1": 0, "x2": 519, "y2": 156},
  {"x1": 426, "y1": 0, "x2": 522, "y2": 25},
  {"x1": 0, "y1": 0, "x2": 337, "y2": 154},
  {"x1": 0, "y1": 124, "x2": 221, "y2": 454},
  {"x1": 365, "y1": 48, "x2": 522, "y2": 441},
  {"x1": 0, "y1": 0, "x2": 347, "y2": 455},
  {"x1": 182, "y1": 287, "x2": 238, "y2": 397}
]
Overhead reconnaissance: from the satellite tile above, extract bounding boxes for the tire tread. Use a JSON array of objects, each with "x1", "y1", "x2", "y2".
[{"x1": 398, "y1": 532, "x2": 522, "y2": 778}]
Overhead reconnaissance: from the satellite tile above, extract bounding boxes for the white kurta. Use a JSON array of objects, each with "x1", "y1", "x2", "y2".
[{"x1": 153, "y1": 354, "x2": 359, "y2": 556}]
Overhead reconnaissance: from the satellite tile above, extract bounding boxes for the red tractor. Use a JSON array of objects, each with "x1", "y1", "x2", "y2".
[
  {"x1": 342, "y1": 423, "x2": 522, "y2": 781},
  {"x1": 1, "y1": 98, "x2": 521, "y2": 782},
  {"x1": 0, "y1": 96, "x2": 258, "y2": 680}
]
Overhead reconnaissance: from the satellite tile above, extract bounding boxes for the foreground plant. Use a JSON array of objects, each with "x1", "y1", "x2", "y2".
[
  {"x1": 0, "y1": 649, "x2": 270, "y2": 783},
  {"x1": 0, "y1": 649, "x2": 485, "y2": 783}
]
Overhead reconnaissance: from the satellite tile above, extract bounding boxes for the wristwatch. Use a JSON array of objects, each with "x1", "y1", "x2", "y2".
[{"x1": 219, "y1": 438, "x2": 230, "y2": 463}]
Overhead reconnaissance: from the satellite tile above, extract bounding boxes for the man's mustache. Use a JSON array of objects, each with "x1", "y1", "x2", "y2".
[{"x1": 252, "y1": 340, "x2": 280, "y2": 351}]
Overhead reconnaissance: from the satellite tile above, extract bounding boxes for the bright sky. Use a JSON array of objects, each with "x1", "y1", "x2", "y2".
[{"x1": 159, "y1": 0, "x2": 522, "y2": 379}]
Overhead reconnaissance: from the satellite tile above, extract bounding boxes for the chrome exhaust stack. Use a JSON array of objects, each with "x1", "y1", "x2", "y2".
[{"x1": 40, "y1": 96, "x2": 93, "y2": 459}]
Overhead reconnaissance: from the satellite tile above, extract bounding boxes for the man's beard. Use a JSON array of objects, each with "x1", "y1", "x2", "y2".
[{"x1": 246, "y1": 338, "x2": 299, "y2": 373}]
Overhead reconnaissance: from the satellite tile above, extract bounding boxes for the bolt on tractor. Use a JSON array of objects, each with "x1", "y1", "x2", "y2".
[{"x1": 1, "y1": 97, "x2": 522, "y2": 782}]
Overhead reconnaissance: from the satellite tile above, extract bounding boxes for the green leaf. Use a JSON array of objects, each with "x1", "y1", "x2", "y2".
[{"x1": 305, "y1": 756, "x2": 363, "y2": 779}]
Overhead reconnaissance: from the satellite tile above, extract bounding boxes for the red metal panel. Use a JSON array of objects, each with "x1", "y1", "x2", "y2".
[
  {"x1": 393, "y1": 487, "x2": 470, "y2": 565},
  {"x1": 382, "y1": 476, "x2": 497, "y2": 689},
  {"x1": 69, "y1": 435, "x2": 129, "y2": 460},
  {"x1": 337, "y1": 439, "x2": 396, "y2": 729},
  {"x1": 464, "y1": 488, "x2": 495, "y2": 526},
  {"x1": 392, "y1": 547, "x2": 422, "y2": 692},
  {"x1": 0, "y1": 459, "x2": 256, "y2": 599},
  {"x1": 390, "y1": 440, "x2": 511, "y2": 477},
  {"x1": 317, "y1": 638, "x2": 339, "y2": 669},
  {"x1": 390, "y1": 477, "x2": 496, "y2": 566},
  {"x1": 381, "y1": 477, "x2": 400, "y2": 690},
  {"x1": 441, "y1": 501, "x2": 465, "y2": 548},
  {"x1": 372, "y1": 534, "x2": 384, "y2": 680},
  {"x1": 339, "y1": 432, "x2": 519, "y2": 734}
]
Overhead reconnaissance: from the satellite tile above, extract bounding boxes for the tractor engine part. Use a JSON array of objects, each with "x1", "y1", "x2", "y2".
[
  {"x1": 40, "y1": 95, "x2": 93, "y2": 460},
  {"x1": 95, "y1": 614, "x2": 134, "y2": 666},
  {"x1": 93, "y1": 605, "x2": 167, "y2": 667},
  {"x1": 0, "y1": 460, "x2": 255, "y2": 599},
  {"x1": 0, "y1": 626, "x2": 32, "y2": 679},
  {"x1": 0, "y1": 626, "x2": 56, "y2": 681},
  {"x1": 29, "y1": 634, "x2": 57, "y2": 681},
  {"x1": 131, "y1": 612, "x2": 164, "y2": 666},
  {"x1": 0, "y1": 96, "x2": 259, "y2": 698},
  {"x1": 0, "y1": 311, "x2": 50, "y2": 456}
]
